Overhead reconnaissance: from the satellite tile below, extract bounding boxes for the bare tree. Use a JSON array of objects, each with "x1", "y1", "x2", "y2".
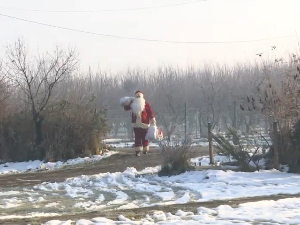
[
  {"x1": 0, "y1": 61, "x2": 9, "y2": 103},
  {"x1": 153, "y1": 68, "x2": 186, "y2": 141},
  {"x1": 195, "y1": 66, "x2": 229, "y2": 133},
  {"x1": 239, "y1": 55, "x2": 300, "y2": 169},
  {"x1": 3, "y1": 39, "x2": 78, "y2": 147}
]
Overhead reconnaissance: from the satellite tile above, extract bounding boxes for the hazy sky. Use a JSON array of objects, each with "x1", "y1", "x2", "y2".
[{"x1": 0, "y1": 0, "x2": 300, "y2": 73}]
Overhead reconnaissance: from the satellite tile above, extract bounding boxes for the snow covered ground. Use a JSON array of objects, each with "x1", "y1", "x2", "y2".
[
  {"x1": 31, "y1": 166, "x2": 300, "y2": 211},
  {"x1": 1, "y1": 149, "x2": 299, "y2": 225},
  {"x1": 43, "y1": 197, "x2": 300, "y2": 224},
  {"x1": 108, "y1": 141, "x2": 160, "y2": 149},
  {"x1": 1, "y1": 155, "x2": 300, "y2": 224},
  {"x1": 0, "y1": 151, "x2": 117, "y2": 175}
]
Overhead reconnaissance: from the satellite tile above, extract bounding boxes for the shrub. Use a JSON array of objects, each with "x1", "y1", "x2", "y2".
[
  {"x1": 0, "y1": 111, "x2": 38, "y2": 162},
  {"x1": 212, "y1": 128, "x2": 269, "y2": 172},
  {"x1": 281, "y1": 120, "x2": 300, "y2": 172},
  {"x1": 0, "y1": 96, "x2": 109, "y2": 162},
  {"x1": 158, "y1": 137, "x2": 194, "y2": 176},
  {"x1": 42, "y1": 97, "x2": 109, "y2": 162}
]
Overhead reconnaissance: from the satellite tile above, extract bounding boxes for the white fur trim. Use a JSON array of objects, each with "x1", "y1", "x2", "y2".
[
  {"x1": 135, "y1": 146, "x2": 143, "y2": 152},
  {"x1": 150, "y1": 118, "x2": 156, "y2": 126},
  {"x1": 143, "y1": 146, "x2": 149, "y2": 152}
]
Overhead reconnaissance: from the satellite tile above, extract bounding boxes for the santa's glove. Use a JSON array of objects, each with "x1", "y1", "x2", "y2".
[{"x1": 150, "y1": 118, "x2": 156, "y2": 126}]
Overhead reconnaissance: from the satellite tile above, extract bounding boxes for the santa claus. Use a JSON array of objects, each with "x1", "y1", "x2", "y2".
[{"x1": 121, "y1": 90, "x2": 156, "y2": 156}]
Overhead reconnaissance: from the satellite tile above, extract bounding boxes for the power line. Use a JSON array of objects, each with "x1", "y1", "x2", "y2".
[
  {"x1": 0, "y1": 12, "x2": 297, "y2": 44},
  {"x1": 0, "y1": 0, "x2": 208, "y2": 13}
]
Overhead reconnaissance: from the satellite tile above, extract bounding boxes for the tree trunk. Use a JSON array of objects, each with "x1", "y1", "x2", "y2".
[
  {"x1": 264, "y1": 117, "x2": 269, "y2": 133},
  {"x1": 167, "y1": 131, "x2": 171, "y2": 142},
  {"x1": 33, "y1": 113, "x2": 45, "y2": 159},
  {"x1": 34, "y1": 114, "x2": 43, "y2": 146},
  {"x1": 114, "y1": 123, "x2": 120, "y2": 137}
]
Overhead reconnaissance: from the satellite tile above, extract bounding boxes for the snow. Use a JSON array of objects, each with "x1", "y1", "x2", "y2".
[
  {"x1": 0, "y1": 151, "x2": 117, "y2": 175},
  {"x1": 0, "y1": 212, "x2": 60, "y2": 220},
  {"x1": 2, "y1": 150, "x2": 300, "y2": 225},
  {"x1": 42, "y1": 197, "x2": 300, "y2": 224},
  {"x1": 103, "y1": 138, "x2": 130, "y2": 143},
  {"x1": 191, "y1": 155, "x2": 234, "y2": 166},
  {"x1": 108, "y1": 141, "x2": 160, "y2": 148},
  {"x1": 0, "y1": 197, "x2": 22, "y2": 208},
  {"x1": 19, "y1": 165, "x2": 299, "y2": 217}
]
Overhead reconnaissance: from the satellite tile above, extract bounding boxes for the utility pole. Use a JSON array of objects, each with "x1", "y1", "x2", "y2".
[{"x1": 199, "y1": 110, "x2": 203, "y2": 138}]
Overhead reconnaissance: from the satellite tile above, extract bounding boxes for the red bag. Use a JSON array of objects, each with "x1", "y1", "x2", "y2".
[{"x1": 156, "y1": 127, "x2": 163, "y2": 140}]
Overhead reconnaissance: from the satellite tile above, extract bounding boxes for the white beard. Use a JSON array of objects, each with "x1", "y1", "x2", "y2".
[{"x1": 131, "y1": 97, "x2": 145, "y2": 115}]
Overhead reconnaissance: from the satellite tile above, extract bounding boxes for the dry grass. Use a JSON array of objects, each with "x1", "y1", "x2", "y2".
[{"x1": 158, "y1": 138, "x2": 194, "y2": 176}]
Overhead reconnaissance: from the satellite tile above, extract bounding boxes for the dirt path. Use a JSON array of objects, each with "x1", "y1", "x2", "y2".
[{"x1": 0, "y1": 147, "x2": 208, "y2": 188}]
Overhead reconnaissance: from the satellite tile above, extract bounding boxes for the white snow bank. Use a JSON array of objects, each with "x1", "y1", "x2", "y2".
[
  {"x1": 191, "y1": 155, "x2": 234, "y2": 166},
  {"x1": 0, "y1": 151, "x2": 117, "y2": 175},
  {"x1": 0, "y1": 212, "x2": 60, "y2": 220},
  {"x1": 42, "y1": 197, "x2": 300, "y2": 224},
  {"x1": 32, "y1": 164, "x2": 300, "y2": 212}
]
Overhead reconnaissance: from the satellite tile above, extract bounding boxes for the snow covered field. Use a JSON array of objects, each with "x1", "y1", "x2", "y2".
[
  {"x1": 1, "y1": 142, "x2": 298, "y2": 225},
  {"x1": 1, "y1": 155, "x2": 300, "y2": 224}
]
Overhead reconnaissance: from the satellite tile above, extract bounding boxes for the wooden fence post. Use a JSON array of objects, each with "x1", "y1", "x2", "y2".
[
  {"x1": 208, "y1": 122, "x2": 214, "y2": 165},
  {"x1": 233, "y1": 100, "x2": 238, "y2": 144},
  {"x1": 184, "y1": 102, "x2": 187, "y2": 142},
  {"x1": 273, "y1": 121, "x2": 279, "y2": 170}
]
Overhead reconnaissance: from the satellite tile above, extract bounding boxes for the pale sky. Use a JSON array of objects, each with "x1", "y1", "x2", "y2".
[{"x1": 0, "y1": 0, "x2": 300, "y2": 73}]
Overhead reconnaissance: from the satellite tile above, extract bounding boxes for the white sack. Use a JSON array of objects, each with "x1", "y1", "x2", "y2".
[
  {"x1": 145, "y1": 125, "x2": 158, "y2": 141},
  {"x1": 120, "y1": 96, "x2": 134, "y2": 107}
]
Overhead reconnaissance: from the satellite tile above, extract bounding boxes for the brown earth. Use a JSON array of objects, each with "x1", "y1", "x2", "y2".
[
  {"x1": 1, "y1": 147, "x2": 299, "y2": 225},
  {"x1": 0, "y1": 147, "x2": 186, "y2": 188}
]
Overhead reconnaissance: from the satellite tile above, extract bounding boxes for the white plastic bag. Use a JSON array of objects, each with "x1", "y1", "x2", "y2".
[
  {"x1": 145, "y1": 125, "x2": 157, "y2": 141},
  {"x1": 120, "y1": 96, "x2": 133, "y2": 107},
  {"x1": 145, "y1": 126, "x2": 163, "y2": 141}
]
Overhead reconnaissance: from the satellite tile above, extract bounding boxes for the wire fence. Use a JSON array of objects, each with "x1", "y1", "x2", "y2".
[{"x1": 105, "y1": 105, "x2": 271, "y2": 147}]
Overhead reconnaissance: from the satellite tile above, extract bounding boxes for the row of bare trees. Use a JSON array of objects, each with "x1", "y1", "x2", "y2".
[
  {"x1": 84, "y1": 64, "x2": 266, "y2": 140},
  {"x1": 1, "y1": 38, "x2": 299, "y2": 165}
]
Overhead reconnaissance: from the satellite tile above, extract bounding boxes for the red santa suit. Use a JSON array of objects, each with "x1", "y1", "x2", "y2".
[{"x1": 123, "y1": 91, "x2": 156, "y2": 156}]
